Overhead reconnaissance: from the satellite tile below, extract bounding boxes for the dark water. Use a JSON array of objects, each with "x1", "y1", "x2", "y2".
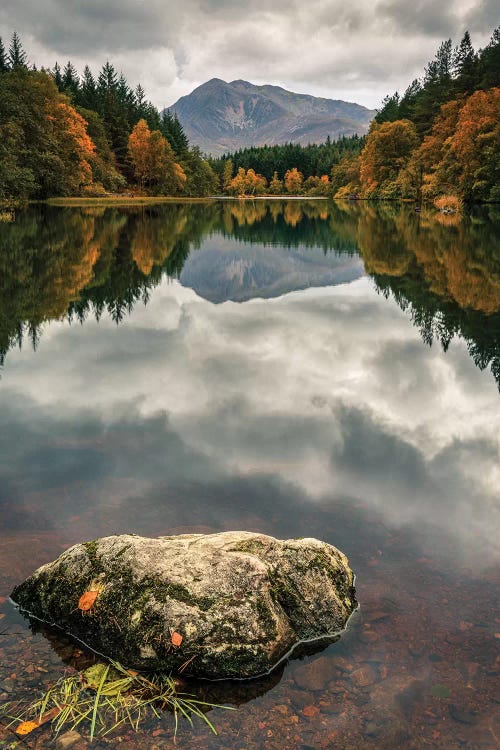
[{"x1": 0, "y1": 200, "x2": 499, "y2": 749}]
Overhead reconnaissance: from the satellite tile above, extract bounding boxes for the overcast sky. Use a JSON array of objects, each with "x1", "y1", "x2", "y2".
[{"x1": 0, "y1": 1, "x2": 498, "y2": 109}]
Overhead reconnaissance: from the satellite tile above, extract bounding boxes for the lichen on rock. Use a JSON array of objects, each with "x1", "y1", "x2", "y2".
[{"x1": 11, "y1": 531, "x2": 356, "y2": 679}]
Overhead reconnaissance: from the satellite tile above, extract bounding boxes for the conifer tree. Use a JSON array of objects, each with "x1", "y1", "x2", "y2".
[
  {"x1": 375, "y1": 93, "x2": 400, "y2": 123},
  {"x1": 62, "y1": 61, "x2": 79, "y2": 98},
  {"x1": 8, "y1": 32, "x2": 28, "y2": 69},
  {"x1": 78, "y1": 66, "x2": 97, "y2": 110},
  {"x1": 53, "y1": 62, "x2": 63, "y2": 90},
  {"x1": 453, "y1": 32, "x2": 478, "y2": 94},
  {"x1": 0, "y1": 37, "x2": 7, "y2": 74},
  {"x1": 160, "y1": 111, "x2": 189, "y2": 157},
  {"x1": 477, "y1": 26, "x2": 500, "y2": 89}
]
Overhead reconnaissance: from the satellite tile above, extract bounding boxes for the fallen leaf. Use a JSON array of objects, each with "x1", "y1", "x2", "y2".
[
  {"x1": 16, "y1": 721, "x2": 40, "y2": 735},
  {"x1": 78, "y1": 590, "x2": 99, "y2": 611},
  {"x1": 171, "y1": 631, "x2": 183, "y2": 647},
  {"x1": 15, "y1": 707, "x2": 63, "y2": 735},
  {"x1": 302, "y1": 705, "x2": 320, "y2": 717}
]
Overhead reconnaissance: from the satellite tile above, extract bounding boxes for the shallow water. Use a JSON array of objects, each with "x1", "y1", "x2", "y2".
[{"x1": 0, "y1": 200, "x2": 499, "y2": 749}]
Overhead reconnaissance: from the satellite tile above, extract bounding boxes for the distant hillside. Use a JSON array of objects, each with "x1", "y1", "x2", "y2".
[{"x1": 166, "y1": 79, "x2": 375, "y2": 155}]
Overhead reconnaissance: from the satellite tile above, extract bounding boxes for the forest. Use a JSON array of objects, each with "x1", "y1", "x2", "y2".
[
  {"x1": 214, "y1": 27, "x2": 500, "y2": 203},
  {"x1": 0, "y1": 32, "x2": 218, "y2": 201},
  {"x1": 0, "y1": 27, "x2": 498, "y2": 203}
]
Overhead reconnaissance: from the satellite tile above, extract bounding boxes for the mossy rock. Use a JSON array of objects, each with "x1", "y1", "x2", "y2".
[{"x1": 11, "y1": 531, "x2": 356, "y2": 679}]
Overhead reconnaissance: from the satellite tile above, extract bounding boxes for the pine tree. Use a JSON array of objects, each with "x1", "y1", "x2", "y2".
[
  {"x1": 135, "y1": 84, "x2": 146, "y2": 112},
  {"x1": 398, "y1": 80, "x2": 421, "y2": 120},
  {"x1": 0, "y1": 37, "x2": 7, "y2": 74},
  {"x1": 374, "y1": 93, "x2": 400, "y2": 124},
  {"x1": 53, "y1": 62, "x2": 63, "y2": 90},
  {"x1": 453, "y1": 31, "x2": 478, "y2": 94},
  {"x1": 160, "y1": 111, "x2": 189, "y2": 158},
  {"x1": 97, "y1": 62, "x2": 118, "y2": 94},
  {"x1": 62, "y1": 61, "x2": 79, "y2": 98},
  {"x1": 78, "y1": 66, "x2": 97, "y2": 110},
  {"x1": 8, "y1": 32, "x2": 28, "y2": 69},
  {"x1": 477, "y1": 26, "x2": 500, "y2": 89}
]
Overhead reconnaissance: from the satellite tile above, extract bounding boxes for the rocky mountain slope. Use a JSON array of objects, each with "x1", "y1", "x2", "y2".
[{"x1": 166, "y1": 79, "x2": 375, "y2": 155}]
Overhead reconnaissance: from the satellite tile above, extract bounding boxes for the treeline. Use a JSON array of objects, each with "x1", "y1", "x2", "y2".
[
  {"x1": 333, "y1": 28, "x2": 500, "y2": 202},
  {"x1": 0, "y1": 32, "x2": 218, "y2": 200},
  {"x1": 209, "y1": 136, "x2": 364, "y2": 182},
  {"x1": 213, "y1": 28, "x2": 499, "y2": 203}
]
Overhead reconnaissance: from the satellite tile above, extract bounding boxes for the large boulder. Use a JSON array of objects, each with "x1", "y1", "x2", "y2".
[{"x1": 11, "y1": 531, "x2": 356, "y2": 678}]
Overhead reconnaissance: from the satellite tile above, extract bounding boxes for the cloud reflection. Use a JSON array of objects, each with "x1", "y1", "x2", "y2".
[{"x1": 0, "y1": 277, "x2": 498, "y2": 575}]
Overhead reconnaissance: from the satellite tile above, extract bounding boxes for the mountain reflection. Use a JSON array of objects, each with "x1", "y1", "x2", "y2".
[{"x1": 0, "y1": 200, "x2": 499, "y2": 386}]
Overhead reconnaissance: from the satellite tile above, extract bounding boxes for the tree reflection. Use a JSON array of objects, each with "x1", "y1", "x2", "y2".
[{"x1": 0, "y1": 200, "x2": 499, "y2": 387}]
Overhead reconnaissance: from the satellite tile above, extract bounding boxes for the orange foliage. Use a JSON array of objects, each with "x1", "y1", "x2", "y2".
[
  {"x1": 448, "y1": 88, "x2": 500, "y2": 196},
  {"x1": 360, "y1": 120, "x2": 418, "y2": 196},
  {"x1": 128, "y1": 119, "x2": 186, "y2": 193},
  {"x1": 16, "y1": 721, "x2": 40, "y2": 736},
  {"x1": 284, "y1": 168, "x2": 303, "y2": 194},
  {"x1": 228, "y1": 167, "x2": 267, "y2": 196},
  {"x1": 48, "y1": 101, "x2": 96, "y2": 193},
  {"x1": 171, "y1": 631, "x2": 183, "y2": 647},
  {"x1": 78, "y1": 590, "x2": 99, "y2": 611}
]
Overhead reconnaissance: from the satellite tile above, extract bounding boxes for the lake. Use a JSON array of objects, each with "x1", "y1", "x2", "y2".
[{"x1": 0, "y1": 200, "x2": 499, "y2": 749}]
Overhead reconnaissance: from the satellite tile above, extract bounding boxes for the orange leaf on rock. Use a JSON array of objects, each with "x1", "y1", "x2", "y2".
[
  {"x1": 78, "y1": 590, "x2": 99, "y2": 611},
  {"x1": 16, "y1": 721, "x2": 40, "y2": 735},
  {"x1": 171, "y1": 631, "x2": 183, "y2": 647}
]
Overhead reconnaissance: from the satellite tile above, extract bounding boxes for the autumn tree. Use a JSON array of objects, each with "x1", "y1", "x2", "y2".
[
  {"x1": 268, "y1": 171, "x2": 284, "y2": 195},
  {"x1": 127, "y1": 118, "x2": 150, "y2": 188},
  {"x1": 359, "y1": 120, "x2": 419, "y2": 197},
  {"x1": 128, "y1": 118, "x2": 186, "y2": 194},
  {"x1": 446, "y1": 88, "x2": 500, "y2": 201},
  {"x1": 0, "y1": 68, "x2": 100, "y2": 198},
  {"x1": 77, "y1": 107, "x2": 125, "y2": 192},
  {"x1": 228, "y1": 167, "x2": 267, "y2": 195},
  {"x1": 284, "y1": 167, "x2": 303, "y2": 194},
  {"x1": 304, "y1": 174, "x2": 331, "y2": 196},
  {"x1": 49, "y1": 101, "x2": 96, "y2": 194},
  {"x1": 331, "y1": 154, "x2": 361, "y2": 197},
  {"x1": 222, "y1": 159, "x2": 234, "y2": 192}
]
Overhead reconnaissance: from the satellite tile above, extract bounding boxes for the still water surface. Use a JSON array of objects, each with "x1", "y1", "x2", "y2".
[{"x1": 0, "y1": 200, "x2": 499, "y2": 749}]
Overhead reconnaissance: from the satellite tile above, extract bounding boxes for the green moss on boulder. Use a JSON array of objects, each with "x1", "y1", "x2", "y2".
[{"x1": 11, "y1": 531, "x2": 356, "y2": 679}]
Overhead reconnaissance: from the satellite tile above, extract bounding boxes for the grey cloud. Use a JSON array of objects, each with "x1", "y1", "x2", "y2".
[
  {"x1": 0, "y1": 0, "x2": 182, "y2": 54},
  {"x1": 376, "y1": 0, "x2": 459, "y2": 36},
  {"x1": 0, "y1": 0, "x2": 497, "y2": 109},
  {"x1": 465, "y1": 0, "x2": 500, "y2": 33}
]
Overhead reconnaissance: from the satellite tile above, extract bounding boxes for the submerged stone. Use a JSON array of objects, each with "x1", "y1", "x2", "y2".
[{"x1": 11, "y1": 531, "x2": 356, "y2": 679}]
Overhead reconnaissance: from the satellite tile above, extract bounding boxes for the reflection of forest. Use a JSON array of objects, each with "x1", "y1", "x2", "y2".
[
  {"x1": 0, "y1": 200, "x2": 499, "y2": 387},
  {"x1": 338, "y1": 201, "x2": 500, "y2": 386}
]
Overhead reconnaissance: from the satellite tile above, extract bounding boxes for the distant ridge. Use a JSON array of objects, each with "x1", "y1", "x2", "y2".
[{"x1": 166, "y1": 79, "x2": 375, "y2": 155}]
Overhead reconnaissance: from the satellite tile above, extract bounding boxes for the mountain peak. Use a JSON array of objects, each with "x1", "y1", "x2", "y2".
[{"x1": 167, "y1": 79, "x2": 375, "y2": 156}]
